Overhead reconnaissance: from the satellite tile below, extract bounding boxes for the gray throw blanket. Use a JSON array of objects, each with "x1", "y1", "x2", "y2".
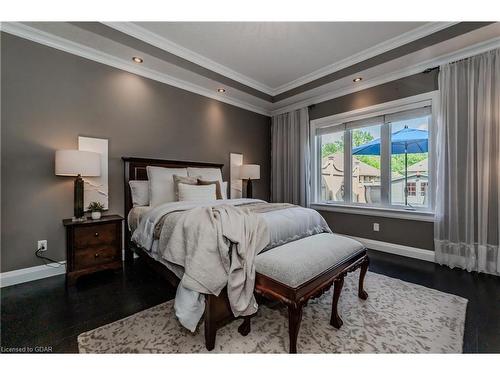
[{"x1": 159, "y1": 204, "x2": 269, "y2": 317}]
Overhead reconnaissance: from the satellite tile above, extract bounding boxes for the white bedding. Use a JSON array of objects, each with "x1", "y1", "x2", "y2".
[
  {"x1": 132, "y1": 199, "x2": 263, "y2": 251},
  {"x1": 129, "y1": 198, "x2": 331, "y2": 331}
]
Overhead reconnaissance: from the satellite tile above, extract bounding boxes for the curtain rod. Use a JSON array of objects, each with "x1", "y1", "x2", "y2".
[{"x1": 423, "y1": 66, "x2": 440, "y2": 73}]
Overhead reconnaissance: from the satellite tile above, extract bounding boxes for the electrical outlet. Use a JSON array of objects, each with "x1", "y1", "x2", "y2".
[
  {"x1": 373, "y1": 223, "x2": 380, "y2": 232},
  {"x1": 37, "y1": 240, "x2": 47, "y2": 252}
]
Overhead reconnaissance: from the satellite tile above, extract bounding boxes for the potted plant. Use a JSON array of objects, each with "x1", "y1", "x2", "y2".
[{"x1": 87, "y1": 201, "x2": 105, "y2": 220}]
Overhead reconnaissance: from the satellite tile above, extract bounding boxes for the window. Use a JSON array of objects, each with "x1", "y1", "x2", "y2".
[
  {"x1": 320, "y1": 131, "x2": 344, "y2": 202},
  {"x1": 352, "y1": 124, "x2": 382, "y2": 204},
  {"x1": 389, "y1": 111, "x2": 430, "y2": 207},
  {"x1": 312, "y1": 95, "x2": 435, "y2": 212},
  {"x1": 407, "y1": 182, "x2": 416, "y2": 196}
]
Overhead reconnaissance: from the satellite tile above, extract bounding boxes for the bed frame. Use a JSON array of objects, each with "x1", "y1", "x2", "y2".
[{"x1": 122, "y1": 157, "x2": 249, "y2": 351}]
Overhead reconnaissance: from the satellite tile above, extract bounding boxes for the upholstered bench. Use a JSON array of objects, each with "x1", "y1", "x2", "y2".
[{"x1": 245, "y1": 233, "x2": 369, "y2": 353}]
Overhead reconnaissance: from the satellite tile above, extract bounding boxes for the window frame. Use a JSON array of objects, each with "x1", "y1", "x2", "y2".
[{"x1": 310, "y1": 91, "x2": 438, "y2": 219}]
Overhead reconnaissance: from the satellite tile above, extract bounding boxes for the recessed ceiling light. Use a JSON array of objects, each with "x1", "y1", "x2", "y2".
[
  {"x1": 353, "y1": 77, "x2": 362, "y2": 82},
  {"x1": 217, "y1": 88, "x2": 226, "y2": 93},
  {"x1": 132, "y1": 56, "x2": 144, "y2": 64}
]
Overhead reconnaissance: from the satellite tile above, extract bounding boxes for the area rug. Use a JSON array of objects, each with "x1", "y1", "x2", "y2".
[{"x1": 78, "y1": 271, "x2": 467, "y2": 353}]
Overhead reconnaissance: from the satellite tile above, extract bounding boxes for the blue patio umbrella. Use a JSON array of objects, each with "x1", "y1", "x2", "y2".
[{"x1": 352, "y1": 126, "x2": 429, "y2": 205}]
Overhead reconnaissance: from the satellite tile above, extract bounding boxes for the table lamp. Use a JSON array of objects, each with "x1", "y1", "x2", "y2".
[
  {"x1": 55, "y1": 150, "x2": 101, "y2": 220},
  {"x1": 240, "y1": 164, "x2": 260, "y2": 199}
]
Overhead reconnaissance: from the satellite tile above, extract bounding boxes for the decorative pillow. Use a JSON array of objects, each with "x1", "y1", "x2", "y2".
[
  {"x1": 173, "y1": 175, "x2": 199, "y2": 200},
  {"x1": 147, "y1": 166, "x2": 188, "y2": 206},
  {"x1": 197, "y1": 179, "x2": 223, "y2": 199},
  {"x1": 187, "y1": 167, "x2": 223, "y2": 185},
  {"x1": 178, "y1": 183, "x2": 216, "y2": 202},
  {"x1": 129, "y1": 180, "x2": 149, "y2": 207}
]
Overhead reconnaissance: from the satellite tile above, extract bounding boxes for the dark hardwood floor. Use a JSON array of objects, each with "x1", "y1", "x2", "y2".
[
  {"x1": 1, "y1": 260, "x2": 176, "y2": 353},
  {"x1": 1, "y1": 250, "x2": 499, "y2": 353}
]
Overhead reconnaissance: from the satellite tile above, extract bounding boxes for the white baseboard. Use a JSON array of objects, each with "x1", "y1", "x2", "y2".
[
  {"x1": 2, "y1": 249, "x2": 131, "y2": 288},
  {"x1": 0, "y1": 261, "x2": 67, "y2": 288},
  {"x1": 345, "y1": 236, "x2": 436, "y2": 263}
]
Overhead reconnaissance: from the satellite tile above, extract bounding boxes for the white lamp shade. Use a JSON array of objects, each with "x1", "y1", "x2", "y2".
[
  {"x1": 55, "y1": 150, "x2": 101, "y2": 177},
  {"x1": 240, "y1": 164, "x2": 260, "y2": 180}
]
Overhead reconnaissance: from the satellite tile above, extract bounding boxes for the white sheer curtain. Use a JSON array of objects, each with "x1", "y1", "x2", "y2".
[
  {"x1": 435, "y1": 48, "x2": 500, "y2": 275},
  {"x1": 271, "y1": 108, "x2": 310, "y2": 206}
]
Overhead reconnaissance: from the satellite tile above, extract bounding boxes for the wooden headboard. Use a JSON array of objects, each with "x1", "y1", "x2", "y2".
[{"x1": 122, "y1": 156, "x2": 224, "y2": 230}]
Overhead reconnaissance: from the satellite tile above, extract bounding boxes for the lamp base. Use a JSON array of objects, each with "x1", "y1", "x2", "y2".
[
  {"x1": 74, "y1": 174, "x2": 85, "y2": 219},
  {"x1": 246, "y1": 178, "x2": 253, "y2": 199}
]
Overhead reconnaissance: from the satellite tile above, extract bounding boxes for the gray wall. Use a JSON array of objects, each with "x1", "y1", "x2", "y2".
[
  {"x1": 310, "y1": 71, "x2": 438, "y2": 250},
  {"x1": 320, "y1": 211, "x2": 434, "y2": 250},
  {"x1": 1, "y1": 33, "x2": 271, "y2": 272}
]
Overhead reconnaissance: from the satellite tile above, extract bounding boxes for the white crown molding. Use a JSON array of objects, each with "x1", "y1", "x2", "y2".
[
  {"x1": 271, "y1": 35, "x2": 500, "y2": 116},
  {"x1": 1, "y1": 22, "x2": 271, "y2": 116},
  {"x1": 271, "y1": 22, "x2": 458, "y2": 95},
  {"x1": 104, "y1": 22, "x2": 457, "y2": 97},
  {"x1": 0, "y1": 261, "x2": 67, "y2": 288},
  {"x1": 103, "y1": 22, "x2": 276, "y2": 96}
]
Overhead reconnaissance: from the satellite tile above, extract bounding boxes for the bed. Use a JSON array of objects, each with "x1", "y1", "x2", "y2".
[
  {"x1": 124, "y1": 157, "x2": 230, "y2": 349},
  {"x1": 122, "y1": 156, "x2": 334, "y2": 350}
]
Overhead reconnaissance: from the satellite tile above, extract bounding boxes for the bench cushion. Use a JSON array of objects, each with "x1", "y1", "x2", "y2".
[{"x1": 255, "y1": 233, "x2": 365, "y2": 288}]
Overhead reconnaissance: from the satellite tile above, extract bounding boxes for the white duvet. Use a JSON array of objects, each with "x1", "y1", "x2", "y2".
[{"x1": 131, "y1": 198, "x2": 331, "y2": 331}]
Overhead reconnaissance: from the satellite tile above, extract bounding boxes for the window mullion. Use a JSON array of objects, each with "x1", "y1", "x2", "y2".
[
  {"x1": 344, "y1": 129, "x2": 352, "y2": 203},
  {"x1": 380, "y1": 120, "x2": 391, "y2": 205},
  {"x1": 315, "y1": 135, "x2": 322, "y2": 203}
]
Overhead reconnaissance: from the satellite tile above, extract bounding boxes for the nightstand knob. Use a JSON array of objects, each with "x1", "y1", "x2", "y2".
[
  {"x1": 94, "y1": 232, "x2": 99, "y2": 237},
  {"x1": 94, "y1": 253, "x2": 100, "y2": 258}
]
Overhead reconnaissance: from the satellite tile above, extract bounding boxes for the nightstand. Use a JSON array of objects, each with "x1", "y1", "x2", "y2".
[{"x1": 63, "y1": 214, "x2": 124, "y2": 284}]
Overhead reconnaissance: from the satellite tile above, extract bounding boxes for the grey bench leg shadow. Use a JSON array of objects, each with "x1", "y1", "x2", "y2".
[
  {"x1": 330, "y1": 275, "x2": 344, "y2": 329},
  {"x1": 288, "y1": 305, "x2": 303, "y2": 353}
]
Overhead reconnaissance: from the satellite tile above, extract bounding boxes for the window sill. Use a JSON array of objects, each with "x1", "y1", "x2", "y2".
[{"x1": 310, "y1": 202, "x2": 435, "y2": 222}]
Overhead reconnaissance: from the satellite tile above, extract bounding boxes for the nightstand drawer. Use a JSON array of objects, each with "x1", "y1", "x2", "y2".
[
  {"x1": 74, "y1": 223, "x2": 117, "y2": 249},
  {"x1": 74, "y1": 245, "x2": 120, "y2": 270}
]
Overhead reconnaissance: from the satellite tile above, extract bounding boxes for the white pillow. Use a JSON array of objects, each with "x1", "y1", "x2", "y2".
[
  {"x1": 147, "y1": 166, "x2": 188, "y2": 206},
  {"x1": 187, "y1": 167, "x2": 222, "y2": 185},
  {"x1": 129, "y1": 180, "x2": 149, "y2": 207},
  {"x1": 178, "y1": 183, "x2": 216, "y2": 202}
]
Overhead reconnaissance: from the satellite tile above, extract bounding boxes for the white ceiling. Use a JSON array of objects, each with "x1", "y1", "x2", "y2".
[{"x1": 134, "y1": 22, "x2": 426, "y2": 91}]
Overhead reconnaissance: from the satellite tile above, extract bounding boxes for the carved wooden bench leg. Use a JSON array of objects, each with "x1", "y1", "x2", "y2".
[
  {"x1": 287, "y1": 304, "x2": 303, "y2": 353},
  {"x1": 330, "y1": 275, "x2": 344, "y2": 329},
  {"x1": 358, "y1": 256, "x2": 369, "y2": 300},
  {"x1": 238, "y1": 316, "x2": 252, "y2": 336}
]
